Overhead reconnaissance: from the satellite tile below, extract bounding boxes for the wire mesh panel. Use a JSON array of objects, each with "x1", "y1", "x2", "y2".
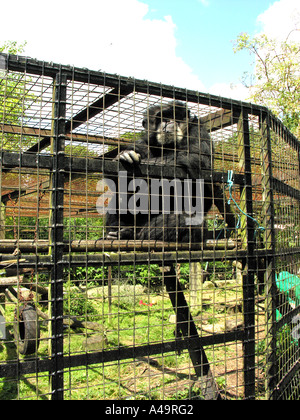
[{"x1": 0, "y1": 54, "x2": 299, "y2": 401}]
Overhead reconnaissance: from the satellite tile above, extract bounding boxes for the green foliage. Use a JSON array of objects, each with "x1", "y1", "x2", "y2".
[
  {"x1": 178, "y1": 263, "x2": 190, "y2": 287},
  {"x1": 64, "y1": 144, "x2": 99, "y2": 158},
  {"x1": 64, "y1": 216, "x2": 105, "y2": 240},
  {"x1": 67, "y1": 265, "x2": 108, "y2": 284},
  {"x1": 120, "y1": 131, "x2": 143, "y2": 141},
  {"x1": 5, "y1": 214, "x2": 105, "y2": 241},
  {"x1": 234, "y1": 30, "x2": 300, "y2": 134},
  {"x1": 120, "y1": 264, "x2": 161, "y2": 289},
  {"x1": 5, "y1": 215, "x2": 49, "y2": 240},
  {"x1": 116, "y1": 284, "x2": 145, "y2": 309},
  {"x1": 63, "y1": 283, "x2": 97, "y2": 317},
  {"x1": 0, "y1": 41, "x2": 39, "y2": 150},
  {"x1": 0, "y1": 41, "x2": 27, "y2": 54},
  {"x1": 117, "y1": 263, "x2": 190, "y2": 290},
  {"x1": 68, "y1": 262, "x2": 190, "y2": 291}
]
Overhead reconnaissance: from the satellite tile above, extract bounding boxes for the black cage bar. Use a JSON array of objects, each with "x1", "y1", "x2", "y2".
[{"x1": 0, "y1": 54, "x2": 299, "y2": 400}]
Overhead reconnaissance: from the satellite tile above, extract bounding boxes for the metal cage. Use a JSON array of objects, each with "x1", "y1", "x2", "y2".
[{"x1": 0, "y1": 54, "x2": 299, "y2": 400}]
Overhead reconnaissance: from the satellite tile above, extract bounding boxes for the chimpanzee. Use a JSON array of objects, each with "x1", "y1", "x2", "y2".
[{"x1": 105, "y1": 100, "x2": 235, "y2": 242}]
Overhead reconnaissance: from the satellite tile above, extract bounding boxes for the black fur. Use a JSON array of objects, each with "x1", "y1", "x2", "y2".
[{"x1": 105, "y1": 101, "x2": 234, "y2": 242}]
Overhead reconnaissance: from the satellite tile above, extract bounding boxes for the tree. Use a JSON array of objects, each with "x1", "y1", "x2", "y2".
[
  {"x1": 0, "y1": 41, "x2": 38, "y2": 150},
  {"x1": 234, "y1": 30, "x2": 300, "y2": 135},
  {"x1": 0, "y1": 41, "x2": 27, "y2": 55}
]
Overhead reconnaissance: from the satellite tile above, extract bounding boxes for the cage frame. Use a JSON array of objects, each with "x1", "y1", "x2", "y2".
[{"x1": 0, "y1": 53, "x2": 299, "y2": 400}]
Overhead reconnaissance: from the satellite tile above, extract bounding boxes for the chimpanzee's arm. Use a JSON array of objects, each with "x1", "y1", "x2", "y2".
[{"x1": 118, "y1": 139, "x2": 153, "y2": 164}]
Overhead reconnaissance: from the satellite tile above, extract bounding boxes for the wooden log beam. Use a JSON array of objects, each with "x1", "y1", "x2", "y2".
[
  {"x1": 1, "y1": 108, "x2": 238, "y2": 147},
  {"x1": 0, "y1": 276, "x2": 23, "y2": 286},
  {"x1": 200, "y1": 108, "x2": 239, "y2": 132},
  {"x1": 0, "y1": 238, "x2": 239, "y2": 253},
  {"x1": 0, "y1": 123, "x2": 128, "y2": 147}
]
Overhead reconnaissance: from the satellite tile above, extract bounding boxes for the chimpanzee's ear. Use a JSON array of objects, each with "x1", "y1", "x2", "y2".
[
  {"x1": 142, "y1": 116, "x2": 156, "y2": 130},
  {"x1": 171, "y1": 101, "x2": 190, "y2": 120},
  {"x1": 142, "y1": 105, "x2": 160, "y2": 132}
]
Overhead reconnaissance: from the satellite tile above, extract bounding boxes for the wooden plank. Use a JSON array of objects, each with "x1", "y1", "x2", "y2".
[
  {"x1": 0, "y1": 123, "x2": 128, "y2": 147},
  {"x1": 0, "y1": 204, "x2": 5, "y2": 240},
  {"x1": 189, "y1": 262, "x2": 205, "y2": 308},
  {"x1": 0, "y1": 276, "x2": 23, "y2": 286},
  {"x1": 1, "y1": 108, "x2": 239, "y2": 148},
  {"x1": 0, "y1": 238, "x2": 239, "y2": 253},
  {"x1": 2, "y1": 52, "x2": 269, "y2": 115},
  {"x1": 26, "y1": 86, "x2": 134, "y2": 154},
  {"x1": 200, "y1": 108, "x2": 239, "y2": 132},
  {"x1": 0, "y1": 259, "x2": 26, "y2": 265}
]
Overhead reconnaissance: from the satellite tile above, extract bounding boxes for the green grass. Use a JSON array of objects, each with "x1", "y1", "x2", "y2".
[
  {"x1": 0, "y1": 281, "x2": 259, "y2": 400},
  {"x1": 0, "y1": 287, "x2": 186, "y2": 399}
]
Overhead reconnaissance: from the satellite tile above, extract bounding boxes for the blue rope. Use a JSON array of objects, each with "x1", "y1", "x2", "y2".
[{"x1": 227, "y1": 170, "x2": 265, "y2": 235}]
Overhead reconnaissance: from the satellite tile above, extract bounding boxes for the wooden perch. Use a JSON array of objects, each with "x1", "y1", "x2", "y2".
[
  {"x1": 0, "y1": 276, "x2": 48, "y2": 296},
  {"x1": 0, "y1": 238, "x2": 239, "y2": 253},
  {"x1": 20, "y1": 283, "x2": 49, "y2": 297},
  {"x1": 0, "y1": 276, "x2": 24, "y2": 286},
  {"x1": 0, "y1": 259, "x2": 26, "y2": 265},
  {"x1": 5, "y1": 267, "x2": 48, "y2": 276}
]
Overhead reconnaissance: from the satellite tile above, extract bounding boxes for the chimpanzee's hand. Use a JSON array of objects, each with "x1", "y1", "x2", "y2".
[
  {"x1": 118, "y1": 150, "x2": 141, "y2": 165},
  {"x1": 106, "y1": 228, "x2": 134, "y2": 240}
]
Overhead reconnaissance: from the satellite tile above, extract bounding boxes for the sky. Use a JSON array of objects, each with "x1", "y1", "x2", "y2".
[{"x1": 0, "y1": 0, "x2": 299, "y2": 101}]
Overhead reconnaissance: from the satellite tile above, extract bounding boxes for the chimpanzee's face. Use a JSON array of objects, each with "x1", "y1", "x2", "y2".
[
  {"x1": 156, "y1": 119, "x2": 185, "y2": 145},
  {"x1": 142, "y1": 101, "x2": 190, "y2": 147}
]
